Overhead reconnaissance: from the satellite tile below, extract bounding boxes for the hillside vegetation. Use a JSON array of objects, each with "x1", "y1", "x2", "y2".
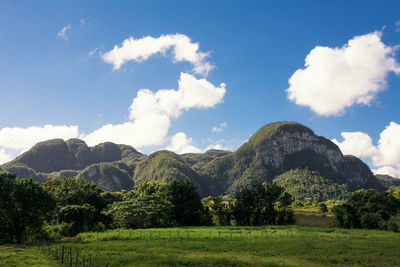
[{"x1": 1, "y1": 121, "x2": 395, "y2": 200}]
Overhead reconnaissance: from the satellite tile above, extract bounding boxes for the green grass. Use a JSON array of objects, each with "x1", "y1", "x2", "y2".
[
  {"x1": 0, "y1": 245, "x2": 59, "y2": 267},
  {"x1": 36, "y1": 225, "x2": 400, "y2": 266}
]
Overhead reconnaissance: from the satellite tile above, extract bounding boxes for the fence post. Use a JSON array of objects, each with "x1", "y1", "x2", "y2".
[
  {"x1": 61, "y1": 245, "x2": 64, "y2": 264},
  {"x1": 70, "y1": 247, "x2": 72, "y2": 267},
  {"x1": 75, "y1": 250, "x2": 79, "y2": 267}
]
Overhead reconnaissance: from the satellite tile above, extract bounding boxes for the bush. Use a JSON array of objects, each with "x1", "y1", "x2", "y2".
[{"x1": 318, "y1": 203, "x2": 328, "y2": 213}]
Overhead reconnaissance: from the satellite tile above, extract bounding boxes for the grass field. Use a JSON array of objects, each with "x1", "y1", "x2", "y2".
[
  {"x1": 0, "y1": 245, "x2": 59, "y2": 267},
  {"x1": 33, "y1": 225, "x2": 400, "y2": 266}
]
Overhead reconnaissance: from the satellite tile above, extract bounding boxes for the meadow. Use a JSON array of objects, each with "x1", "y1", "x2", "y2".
[{"x1": 25, "y1": 225, "x2": 400, "y2": 267}]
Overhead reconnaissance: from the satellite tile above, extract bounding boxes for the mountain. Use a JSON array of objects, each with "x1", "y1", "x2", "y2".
[
  {"x1": 1, "y1": 121, "x2": 396, "y2": 199},
  {"x1": 1, "y1": 139, "x2": 143, "y2": 191},
  {"x1": 200, "y1": 121, "x2": 384, "y2": 196},
  {"x1": 375, "y1": 174, "x2": 400, "y2": 188}
]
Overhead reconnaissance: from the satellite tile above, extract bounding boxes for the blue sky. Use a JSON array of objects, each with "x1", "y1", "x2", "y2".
[{"x1": 0, "y1": 0, "x2": 400, "y2": 177}]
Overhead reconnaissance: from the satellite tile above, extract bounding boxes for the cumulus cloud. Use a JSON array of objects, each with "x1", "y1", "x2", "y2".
[
  {"x1": 333, "y1": 122, "x2": 400, "y2": 178},
  {"x1": 0, "y1": 149, "x2": 12, "y2": 164},
  {"x1": 0, "y1": 125, "x2": 79, "y2": 151},
  {"x1": 57, "y1": 25, "x2": 71, "y2": 40},
  {"x1": 286, "y1": 31, "x2": 400, "y2": 116},
  {"x1": 102, "y1": 34, "x2": 214, "y2": 76},
  {"x1": 165, "y1": 132, "x2": 202, "y2": 154},
  {"x1": 82, "y1": 72, "x2": 226, "y2": 148},
  {"x1": 0, "y1": 125, "x2": 79, "y2": 162},
  {"x1": 212, "y1": 122, "x2": 227, "y2": 133}
]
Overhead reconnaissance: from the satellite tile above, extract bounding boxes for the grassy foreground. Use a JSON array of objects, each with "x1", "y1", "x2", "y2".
[
  {"x1": 0, "y1": 245, "x2": 59, "y2": 267},
  {"x1": 35, "y1": 225, "x2": 400, "y2": 266}
]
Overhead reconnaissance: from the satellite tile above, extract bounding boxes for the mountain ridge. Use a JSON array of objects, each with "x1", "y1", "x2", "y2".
[{"x1": 1, "y1": 121, "x2": 397, "y2": 199}]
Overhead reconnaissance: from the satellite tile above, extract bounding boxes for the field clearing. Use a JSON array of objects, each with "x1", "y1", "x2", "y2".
[
  {"x1": 33, "y1": 225, "x2": 400, "y2": 266},
  {"x1": 0, "y1": 245, "x2": 59, "y2": 267}
]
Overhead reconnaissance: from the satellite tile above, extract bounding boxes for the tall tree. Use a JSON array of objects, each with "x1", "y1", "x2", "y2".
[{"x1": 0, "y1": 172, "x2": 56, "y2": 243}]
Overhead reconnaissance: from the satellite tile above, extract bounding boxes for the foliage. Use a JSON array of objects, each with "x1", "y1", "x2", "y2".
[
  {"x1": 166, "y1": 179, "x2": 212, "y2": 226},
  {"x1": 318, "y1": 203, "x2": 328, "y2": 213},
  {"x1": 332, "y1": 189, "x2": 400, "y2": 230},
  {"x1": 232, "y1": 182, "x2": 293, "y2": 225},
  {"x1": 43, "y1": 177, "x2": 106, "y2": 210},
  {"x1": 57, "y1": 204, "x2": 97, "y2": 236},
  {"x1": 132, "y1": 181, "x2": 168, "y2": 197},
  {"x1": 273, "y1": 168, "x2": 350, "y2": 202},
  {"x1": 0, "y1": 172, "x2": 56, "y2": 243},
  {"x1": 203, "y1": 196, "x2": 233, "y2": 225},
  {"x1": 104, "y1": 195, "x2": 174, "y2": 228}
]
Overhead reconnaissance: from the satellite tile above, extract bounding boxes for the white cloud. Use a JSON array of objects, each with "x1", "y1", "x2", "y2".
[
  {"x1": 396, "y1": 20, "x2": 400, "y2": 32},
  {"x1": 372, "y1": 166, "x2": 400, "y2": 178},
  {"x1": 0, "y1": 125, "x2": 79, "y2": 162},
  {"x1": 0, "y1": 149, "x2": 12, "y2": 164},
  {"x1": 333, "y1": 122, "x2": 400, "y2": 178},
  {"x1": 332, "y1": 132, "x2": 378, "y2": 158},
  {"x1": 57, "y1": 25, "x2": 71, "y2": 40},
  {"x1": 212, "y1": 122, "x2": 227, "y2": 133},
  {"x1": 286, "y1": 31, "x2": 400, "y2": 116},
  {"x1": 165, "y1": 132, "x2": 202, "y2": 154},
  {"x1": 102, "y1": 34, "x2": 214, "y2": 76},
  {"x1": 80, "y1": 18, "x2": 86, "y2": 27},
  {"x1": 82, "y1": 72, "x2": 226, "y2": 149},
  {"x1": 204, "y1": 143, "x2": 230, "y2": 151},
  {"x1": 0, "y1": 125, "x2": 79, "y2": 151}
]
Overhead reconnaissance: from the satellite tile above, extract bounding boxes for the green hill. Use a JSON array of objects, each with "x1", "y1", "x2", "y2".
[{"x1": 1, "y1": 121, "x2": 394, "y2": 199}]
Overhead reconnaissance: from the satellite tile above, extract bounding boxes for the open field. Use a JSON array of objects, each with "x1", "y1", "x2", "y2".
[
  {"x1": 0, "y1": 245, "x2": 59, "y2": 267},
  {"x1": 32, "y1": 225, "x2": 400, "y2": 266}
]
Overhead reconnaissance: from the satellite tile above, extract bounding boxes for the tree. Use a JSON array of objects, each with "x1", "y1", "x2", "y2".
[
  {"x1": 43, "y1": 177, "x2": 111, "y2": 226},
  {"x1": 105, "y1": 195, "x2": 174, "y2": 228},
  {"x1": 204, "y1": 196, "x2": 233, "y2": 225},
  {"x1": 332, "y1": 189, "x2": 400, "y2": 230},
  {"x1": 0, "y1": 173, "x2": 56, "y2": 243},
  {"x1": 57, "y1": 204, "x2": 97, "y2": 236},
  {"x1": 132, "y1": 181, "x2": 168, "y2": 197},
  {"x1": 232, "y1": 182, "x2": 293, "y2": 226},
  {"x1": 43, "y1": 177, "x2": 106, "y2": 210},
  {"x1": 166, "y1": 180, "x2": 211, "y2": 226}
]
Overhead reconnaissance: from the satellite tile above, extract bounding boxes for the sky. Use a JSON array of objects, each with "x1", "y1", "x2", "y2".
[{"x1": 0, "y1": 0, "x2": 400, "y2": 178}]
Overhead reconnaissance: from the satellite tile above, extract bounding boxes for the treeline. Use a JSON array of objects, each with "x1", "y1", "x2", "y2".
[
  {"x1": 0, "y1": 172, "x2": 293, "y2": 244},
  {"x1": 1, "y1": 171, "x2": 400, "y2": 244}
]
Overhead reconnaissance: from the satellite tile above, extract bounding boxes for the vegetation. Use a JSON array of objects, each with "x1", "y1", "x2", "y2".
[
  {"x1": 332, "y1": 189, "x2": 400, "y2": 230},
  {"x1": 52, "y1": 225, "x2": 400, "y2": 266},
  {"x1": 1, "y1": 121, "x2": 392, "y2": 199},
  {"x1": 0, "y1": 245, "x2": 58, "y2": 266},
  {"x1": 233, "y1": 183, "x2": 293, "y2": 225},
  {"x1": 273, "y1": 168, "x2": 351, "y2": 201},
  {"x1": 0, "y1": 172, "x2": 56, "y2": 243}
]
